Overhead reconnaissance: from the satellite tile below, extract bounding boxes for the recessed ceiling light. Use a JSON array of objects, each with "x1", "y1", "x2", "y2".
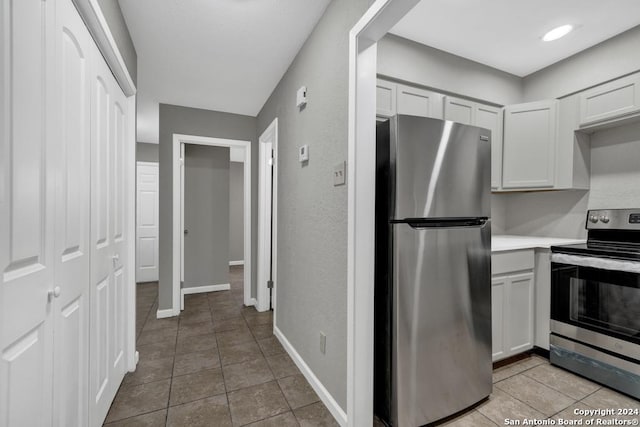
[{"x1": 542, "y1": 24, "x2": 574, "y2": 42}]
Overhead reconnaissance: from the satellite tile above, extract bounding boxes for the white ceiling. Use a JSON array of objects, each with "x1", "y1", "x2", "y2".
[
  {"x1": 390, "y1": 0, "x2": 640, "y2": 77},
  {"x1": 118, "y1": 0, "x2": 331, "y2": 143}
]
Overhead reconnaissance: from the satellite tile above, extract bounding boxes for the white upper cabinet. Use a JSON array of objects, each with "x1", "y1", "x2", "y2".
[
  {"x1": 502, "y1": 100, "x2": 558, "y2": 189},
  {"x1": 396, "y1": 84, "x2": 444, "y2": 119},
  {"x1": 555, "y1": 95, "x2": 590, "y2": 190},
  {"x1": 475, "y1": 105, "x2": 503, "y2": 190},
  {"x1": 376, "y1": 79, "x2": 444, "y2": 119},
  {"x1": 579, "y1": 72, "x2": 640, "y2": 127},
  {"x1": 445, "y1": 97, "x2": 503, "y2": 190},
  {"x1": 444, "y1": 96, "x2": 474, "y2": 125},
  {"x1": 376, "y1": 79, "x2": 396, "y2": 117}
]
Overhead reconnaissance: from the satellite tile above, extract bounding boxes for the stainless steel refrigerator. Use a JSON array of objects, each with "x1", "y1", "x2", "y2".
[{"x1": 374, "y1": 115, "x2": 492, "y2": 427}]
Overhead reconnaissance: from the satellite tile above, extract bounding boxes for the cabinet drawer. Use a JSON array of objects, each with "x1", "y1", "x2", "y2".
[
  {"x1": 492, "y1": 249, "x2": 534, "y2": 275},
  {"x1": 579, "y1": 73, "x2": 640, "y2": 126}
]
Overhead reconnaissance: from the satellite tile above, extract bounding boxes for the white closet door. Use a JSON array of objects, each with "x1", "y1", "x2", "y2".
[
  {"x1": 89, "y1": 44, "x2": 128, "y2": 426},
  {"x1": 136, "y1": 163, "x2": 159, "y2": 282},
  {"x1": 0, "y1": 0, "x2": 55, "y2": 426},
  {"x1": 110, "y1": 80, "x2": 128, "y2": 395},
  {"x1": 52, "y1": 0, "x2": 92, "y2": 425}
]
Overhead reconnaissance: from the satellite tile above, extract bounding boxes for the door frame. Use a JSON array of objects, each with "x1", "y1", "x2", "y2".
[
  {"x1": 172, "y1": 134, "x2": 252, "y2": 315},
  {"x1": 257, "y1": 118, "x2": 278, "y2": 313},
  {"x1": 346, "y1": 0, "x2": 419, "y2": 425}
]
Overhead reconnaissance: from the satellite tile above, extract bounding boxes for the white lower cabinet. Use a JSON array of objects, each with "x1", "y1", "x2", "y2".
[{"x1": 491, "y1": 250, "x2": 535, "y2": 361}]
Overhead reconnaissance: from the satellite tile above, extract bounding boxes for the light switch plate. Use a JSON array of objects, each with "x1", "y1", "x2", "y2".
[
  {"x1": 296, "y1": 86, "x2": 307, "y2": 107},
  {"x1": 333, "y1": 161, "x2": 346, "y2": 186},
  {"x1": 299, "y1": 145, "x2": 309, "y2": 162}
]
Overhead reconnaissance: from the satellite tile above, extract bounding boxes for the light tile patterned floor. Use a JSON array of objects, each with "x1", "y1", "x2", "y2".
[
  {"x1": 436, "y1": 354, "x2": 640, "y2": 427},
  {"x1": 103, "y1": 266, "x2": 337, "y2": 426},
  {"x1": 107, "y1": 266, "x2": 639, "y2": 426}
]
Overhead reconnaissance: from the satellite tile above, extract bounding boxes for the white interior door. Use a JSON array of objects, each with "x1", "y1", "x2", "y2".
[
  {"x1": 136, "y1": 163, "x2": 159, "y2": 282},
  {"x1": 0, "y1": 0, "x2": 55, "y2": 425},
  {"x1": 89, "y1": 41, "x2": 128, "y2": 427},
  {"x1": 180, "y1": 143, "x2": 185, "y2": 284},
  {"x1": 52, "y1": 0, "x2": 92, "y2": 425},
  {"x1": 257, "y1": 140, "x2": 273, "y2": 312}
]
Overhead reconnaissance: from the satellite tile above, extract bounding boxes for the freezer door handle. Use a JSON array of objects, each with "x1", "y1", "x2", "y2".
[{"x1": 394, "y1": 217, "x2": 489, "y2": 229}]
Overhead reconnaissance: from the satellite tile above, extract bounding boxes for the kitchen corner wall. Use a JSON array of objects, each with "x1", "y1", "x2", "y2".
[
  {"x1": 256, "y1": 0, "x2": 373, "y2": 411},
  {"x1": 499, "y1": 25, "x2": 640, "y2": 239},
  {"x1": 158, "y1": 104, "x2": 258, "y2": 310},
  {"x1": 377, "y1": 34, "x2": 523, "y2": 106}
]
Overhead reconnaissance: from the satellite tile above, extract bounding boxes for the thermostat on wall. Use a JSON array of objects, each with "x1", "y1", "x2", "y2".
[
  {"x1": 296, "y1": 86, "x2": 307, "y2": 107},
  {"x1": 299, "y1": 145, "x2": 309, "y2": 162}
]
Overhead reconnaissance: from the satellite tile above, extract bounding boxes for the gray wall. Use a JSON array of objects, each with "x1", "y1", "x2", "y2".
[
  {"x1": 523, "y1": 25, "x2": 640, "y2": 101},
  {"x1": 498, "y1": 26, "x2": 640, "y2": 238},
  {"x1": 378, "y1": 34, "x2": 523, "y2": 106},
  {"x1": 136, "y1": 142, "x2": 158, "y2": 163},
  {"x1": 183, "y1": 145, "x2": 230, "y2": 288},
  {"x1": 229, "y1": 162, "x2": 244, "y2": 262},
  {"x1": 158, "y1": 104, "x2": 257, "y2": 310},
  {"x1": 256, "y1": 0, "x2": 373, "y2": 410},
  {"x1": 98, "y1": 0, "x2": 137, "y2": 84},
  {"x1": 589, "y1": 122, "x2": 640, "y2": 210}
]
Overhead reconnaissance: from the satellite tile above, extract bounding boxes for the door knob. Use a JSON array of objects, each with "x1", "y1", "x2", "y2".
[
  {"x1": 48, "y1": 286, "x2": 61, "y2": 301},
  {"x1": 184, "y1": 229, "x2": 189, "y2": 235}
]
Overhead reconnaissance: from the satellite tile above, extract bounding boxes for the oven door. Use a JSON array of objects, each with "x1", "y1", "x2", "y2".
[{"x1": 551, "y1": 253, "x2": 640, "y2": 359}]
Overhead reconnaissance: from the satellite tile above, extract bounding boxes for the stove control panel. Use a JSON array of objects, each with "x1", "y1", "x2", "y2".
[{"x1": 586, "y1": 209, "x2": 640, "y2": 230}]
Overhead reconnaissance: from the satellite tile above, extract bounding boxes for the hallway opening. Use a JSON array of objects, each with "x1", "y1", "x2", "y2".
[{"x1": 105, "y1": 267, "x2": 338, "y2": 426}]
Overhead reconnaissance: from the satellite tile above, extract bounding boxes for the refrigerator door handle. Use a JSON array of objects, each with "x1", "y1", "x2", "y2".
[{"x1": 395, "y1": 217, "x2": 489, "y2": 229}]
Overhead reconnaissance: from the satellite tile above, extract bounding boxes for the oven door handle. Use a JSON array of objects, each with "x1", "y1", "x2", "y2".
[{"x1": 551, "y1": 253, "x2": 640, "y2": 274}]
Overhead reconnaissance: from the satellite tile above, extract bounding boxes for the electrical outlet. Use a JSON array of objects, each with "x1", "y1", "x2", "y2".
[{"x1": 320, "y1": 332, "x2": 326, "y2": 354}]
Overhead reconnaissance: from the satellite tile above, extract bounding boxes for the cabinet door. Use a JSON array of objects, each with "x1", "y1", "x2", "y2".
[
  {"x1": 502, "y1": 100, "x2": 557, "y2": 189},
  {"x1": 376, "y1": 79, "x2": 396, "y2": 117},
  {"x1": 444, "y1": 96, "x2": 474, "y2": 125},
  {"x1": 52, "y1": 0, "x2": 92, "y2": 425},
  {"x1": 579, "y1": 73, "x2": 640, "y2": 126},
  {"x1": 475, "y1": 105, "x2": 503, "y2": 190},
  {"x1": 0, "y1": 0, "x2": 55, "y2": 425},
  {"x1": 89, "y1": 42, "x2": 128, "y2": 427},
  {"x1": 397, "y1": 84, "x2": 443, "y2": 119},
  {"x1": 491, "y1": 277, "x2": 507, "y2": 361},
  {"x1": 506, "y1": 272, "x2": 534, "y2": 355}
]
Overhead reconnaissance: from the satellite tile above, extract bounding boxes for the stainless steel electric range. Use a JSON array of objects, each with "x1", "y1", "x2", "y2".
[{"x1": 550, "y1": 208, "x2": 640, "y2": 399}]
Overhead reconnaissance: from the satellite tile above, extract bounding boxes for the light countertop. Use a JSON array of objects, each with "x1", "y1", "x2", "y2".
[{"x1": 492, "y1": 235, "x2": 586, "y2": 252}]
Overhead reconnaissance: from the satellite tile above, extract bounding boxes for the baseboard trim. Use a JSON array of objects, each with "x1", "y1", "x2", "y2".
[
  {"x1": 245, "y1": 297, "x2": 258, "y2": 307},
  {"x1": 229, "y1": 260, "x2": 244, "y2": 266},
  {"x1": 273, "y1": 326, "x2": 347, "y2": 426},
  {"x1": 156, "y1": 308, "x2": 178, "y2": 319},
  {"x1": 181, "y1": 283, "x2": 230, "y2": 310}
]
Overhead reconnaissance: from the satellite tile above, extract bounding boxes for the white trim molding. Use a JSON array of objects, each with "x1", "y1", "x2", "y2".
[
  {"x1": 126, "y1": 95, "x2": 137, "y2": 372},
  {"x1": 347, "y1": 1, "x2": 419, "y2": 425},
  {"x1": 229, "y1": 260, "x2": 245, "y2": 266},
  {"x1": 172, "y1": 134, "x2": 252, "y2": 316},
  {"x1": 274, "y1": 327, "x2": 347, "y2": 426},
  {"x1": 180, "y1": 284, "x2": 230, "y2": 310},
  {"x1": 156, "y1": 308, "x2": 177, "y2": 319},
  {"x1": 71, "y1": 0, "x2": 136, "y2": 96},
  {"x1": 257, "y1": 118, "x2": 278, "y2": 313}
]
